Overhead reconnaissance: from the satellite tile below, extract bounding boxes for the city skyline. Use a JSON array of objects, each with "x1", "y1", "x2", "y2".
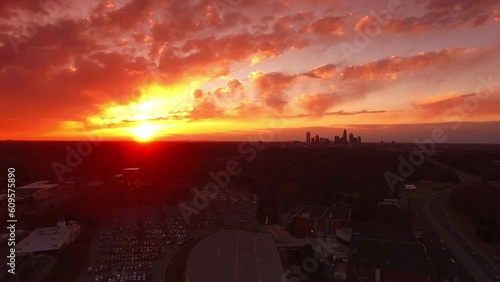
[{"x1": 306, "y1": 128, "x2": 361, "y2": 144}]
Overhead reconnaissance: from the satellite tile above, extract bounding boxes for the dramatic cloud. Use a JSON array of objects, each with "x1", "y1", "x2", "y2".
[
  {"x1": 385, "y1": 0, "x2": 500, "y2": 33},
  {"x1": 301, "y1": 64, "x2": 337, "y2": 79},
  {"x1": 340, "y1": 48, "x2": 479, "y2": 81},
  {"x1": 189, "y1": 89, "x2": 224, "y2": 120},
  {"x1": 250, "y1": 71, "x2": 297, "y2": 112},
  {"x1": 297, "y1": 93, "x2": 343, "y2": 116},
  {"x1": 413, "y1": 91, "x2": 500, "y2": 120},
  {"x1": 0, "y1": 0, "x2": 499, "y2": 141}
]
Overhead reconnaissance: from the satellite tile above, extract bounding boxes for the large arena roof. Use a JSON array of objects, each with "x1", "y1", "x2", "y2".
[{"x1": 185, "y1": 230, "x2": 284, "y2": 282}]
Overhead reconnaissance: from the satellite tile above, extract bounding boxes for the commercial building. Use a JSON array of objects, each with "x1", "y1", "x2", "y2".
[
  {"x1": 185, "y1": 230, "x2": 284, "y2": 282},
  {"x1": 292, "y1": 205, "x2": 351, "y2": 238},
  {"x1": 306, "y1": 131, "x2": 311, "y2": 143},
  {"x1": 16, "y1": 220, "x2": 80, "y2": 257},
  {"x1": 347, "y1": 224, "x2": 438, "y2": 282}
]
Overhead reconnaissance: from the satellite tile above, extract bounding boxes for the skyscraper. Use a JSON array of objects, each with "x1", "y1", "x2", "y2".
[
  {"x1": 358, "y1": 136, "x2": 362, "y2": 144},
  {"x1": 349, "y1": 133, "x2": 354, "y2": 144},
  {"x1": 343, "y1": 129, "x2": 347, "y2": 141},
  {"x1": 306, "y1": 131, "x2": 311, "y2": 143},
  {"x1": 315, "y1": 135, "x2": 320, "y2": 143}
]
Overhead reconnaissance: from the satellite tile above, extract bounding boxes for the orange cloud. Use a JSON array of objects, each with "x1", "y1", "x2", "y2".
[
  {"x1": 302, "y1": 16, "x2": 345, "y2": 36},
  {"x1": 413, "y1": 91, "x2": 500, "y2": 121},
  {"x1": 301, "y1": 64, "x2": 337, "y2": 79},
  {"x1": 297, "y1": 93, "x2": 342, "y2": 116},
  {"x1": 384, "y1": 0, "x2": 500, "y2": 33},
  {"x1": 340, "y1": 48, "x2": 473, "y2": 81},
  {"x1": 250, "y1": 71, "x2": 297, "y2": 112}
]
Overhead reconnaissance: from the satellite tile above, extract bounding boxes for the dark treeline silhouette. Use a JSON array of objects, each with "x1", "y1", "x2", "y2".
[
  {"x1": 450, "y1": 182, "x2": 500, "y2": 246},
  {"x1": 0, "y1": 142, "x2": 466, "y2": 228},
  {"x1": 234, "y1": 146, "x2": 459, "y2": 220}
]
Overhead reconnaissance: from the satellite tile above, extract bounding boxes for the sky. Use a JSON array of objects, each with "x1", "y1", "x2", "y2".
[{"x1": 1, "y1": 0, "x2": 500, "y2": 142}]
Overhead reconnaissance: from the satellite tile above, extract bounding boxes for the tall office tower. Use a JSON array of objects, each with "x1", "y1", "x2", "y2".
[
  {"x1": 343, "y1": 129, "x2": 347, "y2": 141},
  {"x1": 315, "y1": 135, "x2": 320, "y2": 143},
  {"x1": 306, "y1": 131, "x2": 311, "y2": 143},
  {"x1": 349, "y1": 133, "x2": 354, "y2": 144},
  {"x1": 358, "y1": 136, "x2": 362, "y2": 144}
]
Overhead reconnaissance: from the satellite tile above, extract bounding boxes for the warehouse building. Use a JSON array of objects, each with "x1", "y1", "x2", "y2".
[
  {"x1": 16, "y1": 220, "x2": 80, "y2": 257},
  {"x1": 347, "y1": 224, "x2": 438, "y2": 282}
]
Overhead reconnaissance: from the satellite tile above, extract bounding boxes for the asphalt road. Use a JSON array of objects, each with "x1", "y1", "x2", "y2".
[
  {"x1": 413, "y1": 192, "x2": 474, "y2": 282},
  {"x1": 413, "y1": 189, "x2": 500, "y2": 282},
  {"x1": 429, "y1": 192, "x2": 500, "y2": 281}
]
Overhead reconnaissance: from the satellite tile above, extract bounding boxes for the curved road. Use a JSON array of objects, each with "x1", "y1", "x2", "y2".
[
  {"x1": 427, "y1": 191, "x2": 500, "y2": 281},
  {"x1": 413, "y1": 191, "x2": 473, "y2": 282},
  {"x1": 413, "y1": 188, "x2": 500, "y2": 282},
  {"x1": 417, "y1": 158, "x2": 500, "y2": 281}
]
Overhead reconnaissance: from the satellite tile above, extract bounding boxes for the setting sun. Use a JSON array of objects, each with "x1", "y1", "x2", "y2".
[{"x1": 131, "y1": 123, "x2": 158, "y2": 142}]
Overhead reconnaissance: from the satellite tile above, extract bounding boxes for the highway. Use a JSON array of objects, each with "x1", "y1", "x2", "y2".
[
  {"x1": 429, "y1": 192, "x2": 500, "y2": 281},
  {"x1": 412, "y1": 188, "x2": 500, "y2": 282},
  {"x1": 413, "y1": 191, "x2": 474, "y2": 282}
]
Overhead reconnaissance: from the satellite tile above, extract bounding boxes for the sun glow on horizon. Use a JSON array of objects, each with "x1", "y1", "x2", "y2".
[{"x1": 131, "y1": 123, "x2": 159, "y2": 142}]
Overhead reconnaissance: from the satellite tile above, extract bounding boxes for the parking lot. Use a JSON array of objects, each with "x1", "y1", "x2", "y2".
[
  {"x1": 77, "y1": 206, "x2": 191, "y2": 282},
  {"x1": 76, "y1": 188, "x2": 259, "y2": 282}
]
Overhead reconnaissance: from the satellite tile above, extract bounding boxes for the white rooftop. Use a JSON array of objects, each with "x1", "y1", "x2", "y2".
[
  {"x1": 123, "y1": 167, "x2": 140, "y2": 171},
  {"x1": 16, "y1": 224, "x2": 79, "y2": 254},
  {"x1": 17, "y1": 181, "x2": 58, "y2": 190}
]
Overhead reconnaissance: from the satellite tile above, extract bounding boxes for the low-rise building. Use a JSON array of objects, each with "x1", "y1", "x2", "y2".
[
  {"x1": 16, "y1": 220, "x2": 80, "y2": 257},
  {"x1": 347, "y1": 224, "x2": 438, "y2": 282},
  {"x1": 292, "y1": 205, "x2": 351, "y2": 238}
]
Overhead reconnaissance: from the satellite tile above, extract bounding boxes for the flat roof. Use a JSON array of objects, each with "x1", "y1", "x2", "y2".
[
  {"x1": 16, "y1": 225, "x2": 79, "y2": 254},
  {"x1": 352, "y1": 224, "x2": 418, "y2": 243},
  {"x1": 350, "y1": 238, "x2": 433, "y2": 274},
  {"x1": 17, "y1": 181, "x2": 58, "y2": 190},
  {"x1": 123, "y1": 167, "x2": 140, "y2": 171},
  {"x1": 349, "y1": 224, "x2": 434, "y2": 274},
  {"x1": 295, "y1": 205, "x2": 351, "y2": 220},
  {"x1": 186, "y1": 230, "x2": 284, "y2": 282}
]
